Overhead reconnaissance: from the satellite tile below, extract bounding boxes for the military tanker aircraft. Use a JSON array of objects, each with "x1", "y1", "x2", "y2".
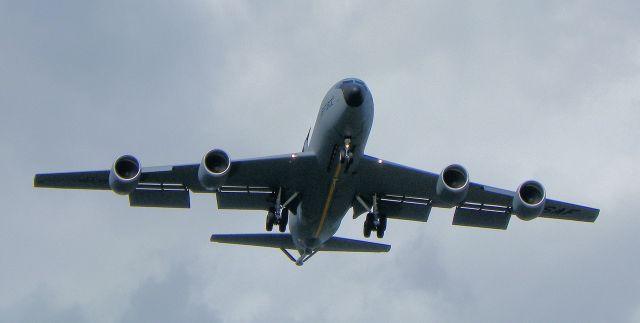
[{"x1": 34, "y1": 78, "x2": 599, "y2": 266}]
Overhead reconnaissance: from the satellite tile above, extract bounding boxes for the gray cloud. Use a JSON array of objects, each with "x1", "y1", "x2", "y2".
[
  {"x1": 0, "y1": 285, "x2": 87, "y2": 323},
  {"x1": 119, "y1": 265, "x2": 220, "y2": 323},
  {"x1": 1, "y1": 0, "x2": 639, "y2": 322}
]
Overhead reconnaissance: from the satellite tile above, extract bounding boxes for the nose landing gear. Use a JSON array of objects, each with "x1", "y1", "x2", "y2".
[{"x1": 339, "y1": 138, "x2": 354, "y2": 171}]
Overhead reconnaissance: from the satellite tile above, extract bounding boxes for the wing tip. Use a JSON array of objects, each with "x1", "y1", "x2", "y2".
[{"x1": 33, "y1": 174, "x2": 45, "y2": 187}]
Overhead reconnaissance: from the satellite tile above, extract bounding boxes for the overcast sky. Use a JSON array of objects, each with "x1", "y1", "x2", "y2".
[{"x1": 2, "y1": 1, "x2": 639, "y2": 322}]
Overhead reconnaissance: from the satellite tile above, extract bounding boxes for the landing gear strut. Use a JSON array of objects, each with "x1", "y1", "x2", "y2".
[{"x1": 358, "y1": 194, "x2": 387, "y2": 239}]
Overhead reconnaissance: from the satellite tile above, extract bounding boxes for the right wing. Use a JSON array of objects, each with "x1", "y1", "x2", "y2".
[
  {"x1": 354, "y1": 154, "x2": 599, "y2": 229},
  {"x1": 34, "y1": 152, "x2": 319, "y2": 209}
]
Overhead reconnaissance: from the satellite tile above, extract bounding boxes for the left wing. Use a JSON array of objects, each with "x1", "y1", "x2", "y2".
[
  {"x1": 34, "y1": 152, "x2": 318, "y2": 209},
  {"x1": 353, "y1": 155, "x2": 599, "y2": 229}
]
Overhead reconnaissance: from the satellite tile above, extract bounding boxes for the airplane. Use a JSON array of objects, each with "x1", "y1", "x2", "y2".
[{"x1": 34, "y1": 78, "x2": 599, "y2": 266}]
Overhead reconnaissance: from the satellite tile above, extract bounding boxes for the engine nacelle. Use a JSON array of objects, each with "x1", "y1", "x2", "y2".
[
  {"x1": 512, "y1": 180, "x2": 546, "y2": 221},
  {"x1": 198, "y1": 149, "x2": 231, "y2": 190},
  {"x1": 109, "y1": 155, "x2": 141, "y2": 195},
  {"x1": 436, "y1": 164, "x2": 469, "y2": 206}
]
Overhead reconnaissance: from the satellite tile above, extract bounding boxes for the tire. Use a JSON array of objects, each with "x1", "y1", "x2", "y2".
[
  {"x1": 281, "y1": 208, "x2": 289, "y2": 226},
  {"x1": 366, "y1": 212, "x2": 374, "y2": 224},
  {"x1": 377, "y1": 215, "x2": 387, "y2": 238},
  {"x1": 379, "y1": 215, "x2": 387, "y2": 232},
  {"x1": 266, "y1": 211, "x2": 275, "y2": 232},
  {"x1": 339, "y1": 149, "x2": 346, "y2": 164},
  {"x1": 364, "y1": 213, "x2": 374, "y2": 238},
  {"x1": 363, "y1": 221, "x2": 372, "y2": 238}
]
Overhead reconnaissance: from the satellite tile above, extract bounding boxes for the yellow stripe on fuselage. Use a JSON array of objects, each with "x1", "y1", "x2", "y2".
[{"x1": 314, "y1": 161, "x2": 343, "y2": 238}]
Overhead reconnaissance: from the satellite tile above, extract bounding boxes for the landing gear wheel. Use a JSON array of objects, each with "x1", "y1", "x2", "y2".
[
  {"x1": 363, "y1": 212, "x2": 374, "y2": 238},
  {"x1": 376, "y1": 215, "x2": 387, "y2": 238},
  {"x1": 363, "y1": 222, "x2": 372, "y2": 238},
  {"x1": 379, "y1": 215, "x2": 387, "y2": 232},
  {"x1": 278, "y1": 208, "x2": 289, "y2": 232},
  {"x1": 266, "y1": 210, "x2": 275, "y2": 232},
  {"x1": 339, "y1": 149, "x2": 346, "y2": 164}
]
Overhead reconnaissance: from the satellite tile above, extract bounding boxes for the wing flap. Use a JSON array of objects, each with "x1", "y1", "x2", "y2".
[
  {"x1": 129, "y1": 189, "x2": 190, "y2": 208},
  {"x1": 379, "y1": 195, "x2": 432, "y2": 222},
  {"x1": 452, "y1": 204, "x2": 511, "y2": 230},
  {"x1": 215, "y1": 187, "x2": 275, "y2": 211}
]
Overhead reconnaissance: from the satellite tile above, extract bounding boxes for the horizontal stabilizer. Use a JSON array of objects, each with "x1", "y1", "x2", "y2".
[
  {"x1": 210, "y1": 234, "x2": 390, "y2": 253},
  {"x1": 321, "y1": 236, "x2": 391, "y2": 252},
  {"x1": 211, "y1": 233, "x2": 296, "y2": 249}
]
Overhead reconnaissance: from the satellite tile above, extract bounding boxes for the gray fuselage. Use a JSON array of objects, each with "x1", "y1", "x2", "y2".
[{"x1": 288, "y1": 78, "x2": 374, "y2": 255}]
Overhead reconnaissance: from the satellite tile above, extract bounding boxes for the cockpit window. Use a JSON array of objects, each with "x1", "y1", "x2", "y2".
[
  {"x1": 342, "y1": 80, "x2": 354, "y2": 86},
  {"x1": 336, "y1": 79, "x2": 367, "y2": 91},
  {"x1": 354, "y1": 79, "x2": 368, "y2": 91}
]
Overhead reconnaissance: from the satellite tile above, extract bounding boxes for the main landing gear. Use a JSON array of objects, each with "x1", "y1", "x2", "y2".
[
  {"x1": 266, "y1": 188, "x2": 297, "y2": 233},
  {"x1": 266, "y1": 207, "x2": 288, "y2": 232},
  {"x1": 364, "y1": 212, "x2": 387, "y2": 238},
  {"x1": 357, "y1": 194, "x2": 387, "y2": 239}
]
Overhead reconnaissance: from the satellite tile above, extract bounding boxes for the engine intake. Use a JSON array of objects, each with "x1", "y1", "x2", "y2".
[
  {"x1": 109, "y1": 155, "x2": 141, "y2": 195},
  {"x1": 436, "y1": 164, "x2": 469, "y2": 205},
  {"x1": 512, "y1": 180, "x2": 546, "y2": 221},
  {"x1": 198, "y1": 149, "x2": 231, "y2": 190}
]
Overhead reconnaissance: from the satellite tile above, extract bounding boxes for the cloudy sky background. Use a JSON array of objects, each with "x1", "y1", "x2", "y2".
[{"x1": 2, "y1": 1, "x2": 639, "y2": 322}]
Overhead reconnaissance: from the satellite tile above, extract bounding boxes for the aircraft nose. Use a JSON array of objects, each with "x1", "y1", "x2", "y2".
[{"x1": 341, "y1": 83, "x2": 365, "y2": 107}]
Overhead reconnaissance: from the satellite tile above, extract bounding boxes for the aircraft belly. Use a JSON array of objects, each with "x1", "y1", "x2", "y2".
[
  {"x1": 291, "y1": 86, "x2": 373, "y2": 253},
  {"x1": 290, "y1": 174, "x2": 358, "y2": 252}
]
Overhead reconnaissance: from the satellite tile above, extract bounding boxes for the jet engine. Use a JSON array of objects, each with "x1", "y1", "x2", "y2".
[
  {"x1": 512, "y1": 180, "x2": 546, "y2": 221},
  {"x1": 436, "y1": 164, "x2": 469, "y2": 205},
  {"x1": 198, "y1": 149, "x2": 231, "y2": 190},
  {"x1": 109, "y1": 155, "x2": 141, "y2": 195}
]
